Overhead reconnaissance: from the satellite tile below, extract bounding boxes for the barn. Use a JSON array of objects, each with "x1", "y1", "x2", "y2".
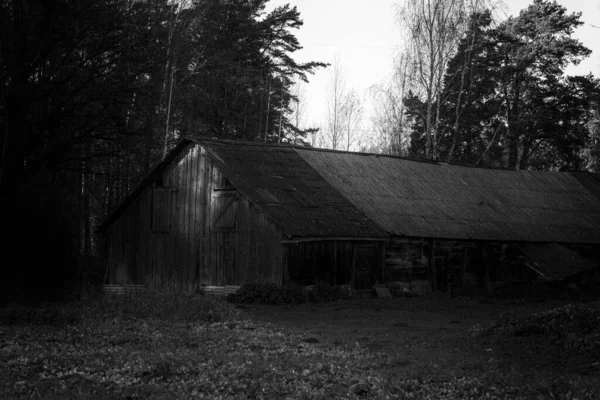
[
  {"x1": 98, "y1": 139, "x2": 387, "y2": 292},
  {"x1": 99, "y1": 138, "x2": 600, "y2": 293}
]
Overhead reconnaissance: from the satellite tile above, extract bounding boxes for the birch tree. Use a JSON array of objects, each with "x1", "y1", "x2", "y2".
[
  {"x1": 341, "y1": 90, "x2": 363, "y2": 151},
  {"x1": 370, "y1": 53, "x2": 411, "y2": 155},
  {"x1": 397, "y1": 0, "x2": 503, "y2": 159},
  {"x1": 325, "y1": 55, "x2": 347, "y2": 150},
  {"x1": 290, "y1": 80, "x2": 307, "y2": 131}
]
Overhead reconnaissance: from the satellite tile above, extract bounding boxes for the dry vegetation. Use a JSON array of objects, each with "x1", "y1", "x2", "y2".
[{"x1": 1, "y1": 292, "x2": 599, "y2": 399}]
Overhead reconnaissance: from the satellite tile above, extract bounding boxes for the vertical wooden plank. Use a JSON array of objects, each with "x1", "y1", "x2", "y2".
[
  {"x1": 177, "y1": 149, "x2": 186, "y2": 289},
  {"x1": 186, "y1": 145, "x2": 195, "y2": 290},
  {"x1": 460, "y1": 245, "x2": 468, "y2": 291},
  {"x1": 189, "y1": 146, "x2": 199, "y2": 290},
  {"x1": 237, "y1": 197, "x2": 250, "y2": 283},
  {"x1": 181, "y1": 147, "x2": 190, "y2": 289},
  {"x1": 203, "y1": 160, "x2": 211, "y2": 285},
  {"x1": 206, "y1": 164, "x2": 216, "y2": 285},
  {"x1": 250, "y1": 203, "x2": 259, "y2": 282},
  {"x1": 281, "y1": 240, "x2": 289, "y2": 285},
  {"x1": 197, "y1": 148, "x2": 206, "y2": 285},
  {"x1": 167, "y1": 154, "x2": 179, "y2": 291},
  {"x1": 380, "y1": 241, "x2": 386, "y2": 283}
]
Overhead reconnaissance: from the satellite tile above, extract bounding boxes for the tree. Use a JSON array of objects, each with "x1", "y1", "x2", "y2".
[
  {"x1": 172, "y1": 1, "x2": 326, "y2": 144},
  {"x1": 492, "y1": 0, "x2": 592, "y2": 169},
  {"x1": 0, "y1": 0, "x2": 152, "y2": 301},
  {"x1": 397, "y1": 0, "x2": 503, "y2": 159},
  {"x1": 325, "y1": 55, "x2": 347, "y2": 150},
  {"x1": 341, "y1": 89, "x2": 363, "y2": 151},
  {"x1": 290, "y1": 80, "x2": 307, "y2": 131},
  {"x1": 370, "y1": 54, "x2": 411, "y2": 156},
  {"x1": 324, "y1": 55, "x2": 364, "y2": 150},
  {"x1": 406, "y1": 0, "x2": 597, "y2": 170},
  {"x1": 583, "y1": 90, "x2": 600, "y2": 172}
]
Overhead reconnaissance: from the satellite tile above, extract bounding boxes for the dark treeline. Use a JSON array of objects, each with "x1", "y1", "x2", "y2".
[{"x1": 0, "y1": 0, "x2": 325, "y2": 302}]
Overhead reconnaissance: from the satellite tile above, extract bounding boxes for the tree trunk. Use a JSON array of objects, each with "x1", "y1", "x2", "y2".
[
  {"x1": 264, "y1": 77, "x2": 272, "y2": 142},
  {"x1": 507, "y1": 75, "x2": 521, "y2": 169}
]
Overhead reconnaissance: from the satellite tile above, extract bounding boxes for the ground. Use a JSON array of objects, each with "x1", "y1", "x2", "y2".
[
  {"x1": 247, "y1": 296, "x2": 600, "y2": 397},
  {"x1": 1, "y1": 295, "x2": 599, "y2": 399}
]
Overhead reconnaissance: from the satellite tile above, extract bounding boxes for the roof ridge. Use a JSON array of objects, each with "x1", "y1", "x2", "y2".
[{"x1": 190, "y1": 136, "x2": 294, "y2": 149}]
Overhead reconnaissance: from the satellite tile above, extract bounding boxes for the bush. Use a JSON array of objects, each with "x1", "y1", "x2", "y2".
[
  {"x1": 227, "y1": 282, "x2": 350, "y2": 304},
  {"x1": 487, "y1": 301, "x2": 600, "y2": 352}
]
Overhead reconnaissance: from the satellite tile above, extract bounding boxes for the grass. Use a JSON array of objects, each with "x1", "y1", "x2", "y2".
[{"x1": 1, "y1": 293, "x2": 599, "y2": 399}]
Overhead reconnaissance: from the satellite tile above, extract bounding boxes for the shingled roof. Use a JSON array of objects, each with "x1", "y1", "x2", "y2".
[
  {"x1": 295, "y1": 148, "x2": 600, "y2": 244},
  {"x1": 197, "y1": 139, "x2": 386, "y2": 239}
]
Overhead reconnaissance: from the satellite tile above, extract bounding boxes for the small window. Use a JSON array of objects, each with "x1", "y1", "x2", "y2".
[{"x1": 152, "y1": 187, "x2": 171, "y2": 233}]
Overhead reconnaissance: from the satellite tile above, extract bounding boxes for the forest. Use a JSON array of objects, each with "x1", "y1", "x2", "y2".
[
  {"x1": 1, "y1": 0, "x2": 599, "y2": 302},
  {"x1": 0, "y1": 0, "x2": 326, "y2": 302}
]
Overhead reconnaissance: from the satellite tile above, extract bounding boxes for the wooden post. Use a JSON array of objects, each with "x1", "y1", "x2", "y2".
[
  {"x1": 428, "y1": 240, "x2": 437, "y2": 292},
  {"x1": 333, "y1": 241, "x2": 338, "y2": 285},
  {"x1": 482, "y1": 243, "x2": 492, "y2": 297},
  {"x1": 461, "y1": 245, "x2": 468, "y2": 291},
  {"x1": 281, "y1": 243, "x2": 289, "y2": 286},
  {"x1": 351, "y1": 246, "x2": 357, "y2": 290},
  {"x1": 380, "y1": 241, "x2": 386, "y2": 283}
]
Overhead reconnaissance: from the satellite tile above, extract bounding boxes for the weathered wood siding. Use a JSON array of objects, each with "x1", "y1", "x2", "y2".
[
  {"x1": 385, "y1": 236, "x2": 472, "y2": 291},
  {"x1": 284, "y1": 241, "x2": 385, "y2": 289},
  {"x1": 384, "y1": 237, "x2": 428, "y2": 282},
  {"x1": 106, "y1": 144, "x2": 284, "y2": 290}
]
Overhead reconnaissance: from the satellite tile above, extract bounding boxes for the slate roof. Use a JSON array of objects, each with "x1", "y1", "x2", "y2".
[
  {"x1": 197, "y1": 139, "x2": 386, "y2": 239},
  {"x1": 295, "y1": 148, "x2": 600, "y2": 244}
]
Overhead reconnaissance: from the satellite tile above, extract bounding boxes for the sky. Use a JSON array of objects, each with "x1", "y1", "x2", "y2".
[{"x1": 266, "y1": 0, "x2": 600, "y2": 137}]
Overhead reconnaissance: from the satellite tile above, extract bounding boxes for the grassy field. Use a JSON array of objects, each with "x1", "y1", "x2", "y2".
[{"x1": 1, "y1": 293, "x2": 599, "y2": 399}]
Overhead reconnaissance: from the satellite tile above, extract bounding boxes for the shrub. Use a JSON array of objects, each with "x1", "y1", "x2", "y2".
[{"x1": 486, "y1": 301, "x2": 600, "y2": 352}]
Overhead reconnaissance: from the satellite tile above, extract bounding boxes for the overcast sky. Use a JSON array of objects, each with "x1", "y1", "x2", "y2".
[{"x1": 267, "y1": 0, "x2": 600, "y2": 137}]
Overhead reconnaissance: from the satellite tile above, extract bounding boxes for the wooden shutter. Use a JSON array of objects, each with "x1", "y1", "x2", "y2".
[{"x1": 212, "y1": 192, "x2": 238, "y2": 231}]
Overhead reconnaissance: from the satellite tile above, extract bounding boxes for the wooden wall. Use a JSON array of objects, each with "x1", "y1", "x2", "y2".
[
  {"x1": 106, "y1": 144, "x2": 285, "y2": 290},
  {"x1": 384, "y1": 236, "x2": 472, "y2": 291},
  {"x1": 284, "y1": 240, "x2": 385, "y2": 289}
]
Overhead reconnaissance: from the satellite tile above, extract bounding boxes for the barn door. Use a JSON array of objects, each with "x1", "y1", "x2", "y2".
[
  {"x1": 211, "y1": 191, "x2": 238, "y2": 285},
  {"x1": 352, "y1": 244, "x2": 376, "y2": 290}
]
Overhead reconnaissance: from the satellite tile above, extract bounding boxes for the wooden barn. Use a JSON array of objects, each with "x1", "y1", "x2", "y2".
[
  {"x1": 99, "y1": 138, "x2": 600, "y2": 293},
  {"x1": 98, "y1": 139, "x2": 387, "y2": 292}
]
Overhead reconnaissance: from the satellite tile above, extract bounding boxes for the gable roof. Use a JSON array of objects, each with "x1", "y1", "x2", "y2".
[
  {"x1": 295, "y1": 148, "x2": 600, "y2": 244},
  {"x1": 99, "y1": 138, "x2": 600, "y2": 244},
  {"x1": 197, "y1": 139, "x2": 386, "y2": 239}
]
